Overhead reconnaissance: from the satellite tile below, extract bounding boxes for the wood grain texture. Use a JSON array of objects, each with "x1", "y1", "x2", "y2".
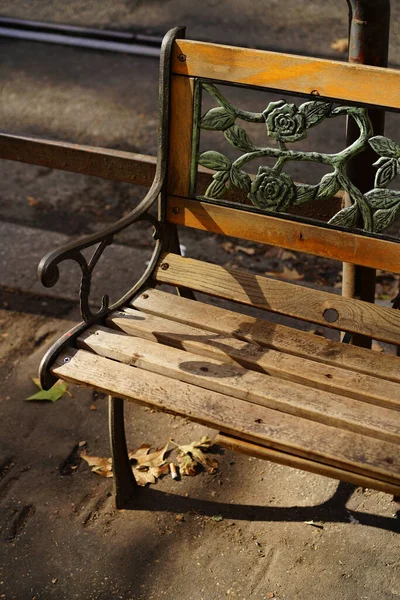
[
  {"x1": 132, "y1": 289, "x2": 400, "y2": 383},
  {"x1": 106, "y1": 308, "x2": 400, "y2": 411},
  {"x1": 172, "y1": 40, "x2": 400, "y2": 109},
  {"x1": 167, "y1": 76, "x2": 195, "y2": 197},
  {"x1": 153, "y1": 253, "x2": 400, "y2": 345},
  {"x1": 166, "y1": 197, "x2": 400, "y2": 274},
  {"x1": 52, "y1": 348, "x2": 400, "y2": 485},
  {"x1": 78, "y1": 325, "x2": 400, "y2": 444},
  {"x1": 215, "y1": 434, "x2": 400, "y2": 496}
]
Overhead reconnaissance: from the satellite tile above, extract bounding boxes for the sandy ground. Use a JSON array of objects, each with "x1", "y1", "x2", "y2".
[{"x1": 0, "y1": 1, "x2": 400, "y2": 599}]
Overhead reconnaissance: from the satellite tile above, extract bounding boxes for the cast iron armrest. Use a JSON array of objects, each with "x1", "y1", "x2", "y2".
[{"x1": 38, "y1": 184, "x2": 162, "y2": 323}]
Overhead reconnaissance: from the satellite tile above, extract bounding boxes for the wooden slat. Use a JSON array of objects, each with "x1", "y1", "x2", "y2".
[
  {"x1": 166, "y1": 197, "x2": 400, "y2": 275},
  {"x1": 215, "y1": 434, "x2": 400, "y2": 496},
  {"x1": 167, "y1": 76, "x2": 195, "y2": 196},
  {"x1": 0, "y1": 134, "x2": 159, "y2": 186},
  {"x1": 106, "y1": 308, "x2": 400, "y2": 411},
  {"x1": 172, "y1": 40, "x2": 400, "y2": 110},
  {"x1": 132, "y1": 289, "x2": 400, "y2": 384},
  {"x1": 52, "y1": 348, "x2": 400, "y2": 485},
  {"x1": 153, "y1": 253, "x2": 400, "y2": 345},
  {"x1": 78, "y1": 325, "x2": 400, "y2": 444}
]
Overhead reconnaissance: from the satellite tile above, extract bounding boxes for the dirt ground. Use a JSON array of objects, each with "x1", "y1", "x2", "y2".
[{"x1": 0, "y1": 1, "x2": 400, "y2": 599}]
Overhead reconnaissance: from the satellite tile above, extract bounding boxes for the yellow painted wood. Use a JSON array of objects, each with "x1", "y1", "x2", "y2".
[
  {"x1": 167, "y1": 76, "x2": 195, "y2": 196},
  {"x1": 53, "y1": 348, "x2": 400, "y2": 485},
  {"x1": 153, "y1": 253, "x2": 400, "y2": 345},
  {"x1": 172, "y1": 40, "x2": 400, "y2": 109},
  {"x1": 166, "y1": 197, "x2": 400, "y2": 275}
]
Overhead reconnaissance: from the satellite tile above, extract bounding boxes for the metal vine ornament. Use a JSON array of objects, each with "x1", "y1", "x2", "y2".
[{"x1": 197, "y1": 83, "x2": 400, "y2": 234}]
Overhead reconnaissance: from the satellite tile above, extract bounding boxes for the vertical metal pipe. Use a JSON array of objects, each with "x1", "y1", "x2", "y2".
[{"x1": 344, "y1": 0, "x2": 390, "y2": 348}]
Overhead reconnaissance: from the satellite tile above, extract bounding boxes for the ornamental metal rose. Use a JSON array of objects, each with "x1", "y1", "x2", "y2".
[
  {"x1": 249, "y1": 167, "x2": 296, "y2": 211},
  {"x1": 263, "y1": 100, "x2": 306, "y2": 143}
]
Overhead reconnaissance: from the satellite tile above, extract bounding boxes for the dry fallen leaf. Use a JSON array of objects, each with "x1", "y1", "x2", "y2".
[
  {"x1": 265, "y1": 265, "x2": 304, "y2": 281},
  {"x1": 171, "y1": 436, "x2": 218, "y2": 476},
  {"x1": 27, "y1": 196, "x2": 41, "y2": 207},
  {"x1": 80, "y1": 442, "x2": 170, "y2": 485},
  {"x1": 129, "y1": 442, "x2": 170, "y2": 486},
  {"x1": 221, "y1": 241, "x2": 235, "y2": 254},
  {"x1": 81, "y1": 451, "x2": 113, "y2": 478},
  {"x1": 221, "y1": 241, "x2": 257, "y2": 256},
  {"x1": 331, "y1": 38, "x2": 348, "y2": 53},
  {"x1": 371, "y1": 341, "x2": 384, "y2": 353},
  {"x1": 235, "y1": 245, "x2": 256, "y2": 256}
]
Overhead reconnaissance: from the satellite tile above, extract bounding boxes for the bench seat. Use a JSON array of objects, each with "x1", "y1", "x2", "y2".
[{"x1": 52, "y1": 277, "x2": 400, "y2": 496}]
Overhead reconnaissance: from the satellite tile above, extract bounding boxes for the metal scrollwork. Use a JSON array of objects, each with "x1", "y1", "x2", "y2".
[
  {"x1": 39, "y1": 195, "x2": 163, "y2": 323},
  {"x1": 197, "y1": 83, "x2": 400, "y2": 234}
]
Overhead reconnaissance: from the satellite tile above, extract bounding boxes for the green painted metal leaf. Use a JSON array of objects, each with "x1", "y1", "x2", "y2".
[
  {"x1": 198, "y1": 151, "x2": 231, "y2": 171},
  {"x1": 294, "y1": 184, "x2": 317, "y2": 205},
  {"x1": 373, "y1": 205, "x2": 400, "y2": 232},
  {"x1": 317, "y1": 172, "x2": 340, "y2": 199},
  {"x1": 204, "y1": 171, "x2": 230, "y2": 199},
  {"x1": 374, "y1": 158, "x2": 398, "y2": 188},
  {"x1": 369, "y1": 136, "x2": 400, "y2": 158},
  {"x1": 365, "y1": 188, "x2": 400, "y2": 209},
  {"x1": 200, "y1": 107, "x2": 236, "y2": 131},
  {"x1": 299, "y1": 101, "x2": 331, "y2": 128},
  {"x1": 224, "y1": 125, "x2": 256, "y2": 152},
  {"x1": 230, "y1": 166, "x2": 251, "y2": 192},
  {"x1": 328, "y1": 203, "x2": 358, "y2": 228}
]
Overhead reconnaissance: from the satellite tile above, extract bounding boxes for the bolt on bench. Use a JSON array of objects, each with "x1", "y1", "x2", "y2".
[{"x1": 37, "y1": 27, "x2": 400, "y2": 508}]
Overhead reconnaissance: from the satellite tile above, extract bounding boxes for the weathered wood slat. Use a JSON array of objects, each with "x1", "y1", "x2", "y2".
[
  {"x1": 52, "y1": 348, "x2": 400, "y2": 485},
  {"x1": 132, "y1": 289, "x2": 400, "y2": 383},
  {"x1": 78, "y1": 325, "x2": 400, "y2": 444},
  {"x1": 166, "y1": 198, "x2": 400, "y2": 275},
  {"x1": 172, "y1": 40, "x2": 400, "y2": 110},
  {"x1": 153, "y1": 253, "x2": 400, "y2": 345},
  {"x1": 215, "y1": 434, "x2": 400, "y2": 496},
  {"x1": 106, "y1": 308, "x2": 400, "y2": 411},
  {"x1": 167, "y1": 76, "x2": 195, "y2": 197}
]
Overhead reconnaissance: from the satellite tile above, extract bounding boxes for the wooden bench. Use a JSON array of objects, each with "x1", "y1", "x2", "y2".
[{"x1": 38, "y1": 27, "x2": 400, "y2": 508}]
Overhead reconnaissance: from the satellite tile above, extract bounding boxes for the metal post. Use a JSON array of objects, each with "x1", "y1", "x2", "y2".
[{"x1": 344, "y1": 0, "x2": 390, "y2": 347}]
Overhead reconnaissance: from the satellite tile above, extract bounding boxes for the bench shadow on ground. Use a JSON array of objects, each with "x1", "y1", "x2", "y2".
[{"x1": 121, "y1": 480, "x2": 400, "y2": 533}]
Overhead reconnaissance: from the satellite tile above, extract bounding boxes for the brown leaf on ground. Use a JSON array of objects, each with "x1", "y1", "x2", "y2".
[
  {"x1": 265, "y1": 265, "x2": 304, "y2": 281},
  {"x1": 331, "y1": 38, "x2": 348, "y2": 53},
  {"x1": 221, "y1": 241, "x2": 258, "y2": 256},
  {"x1": 171, "y1": 436, "x2": 219, "y2": 476},
  {"x1": 129, "y1": 442, "x2": 170, "y2": 486},
  {"x1": 371, "y1": 341, "x2": 384, "y2": 353},
  {"x1": 81, "y1": 451, "x2": 113, "y2": 478},
  {"x1": 235, "y1": 245, "x2": 256, "y2": 256},
  {"x1": 177, "y1": 452, "x2": 198, "y2": 476},
  {"x1": 81, "y1": 442, "x2": 170, "y2": 485},
  {"x1": 27, "y1": 196, "x2": 41, "y2": 207}
]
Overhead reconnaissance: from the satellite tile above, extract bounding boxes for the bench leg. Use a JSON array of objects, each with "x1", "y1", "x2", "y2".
[{"x1": 108, "y1": 396, "x2": 137, "y2": 509}]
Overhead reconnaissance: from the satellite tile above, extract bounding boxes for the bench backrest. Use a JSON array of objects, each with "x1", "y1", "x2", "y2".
[{"x1": 160, "y1": 29, "x2": 400, "y2": 275}]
